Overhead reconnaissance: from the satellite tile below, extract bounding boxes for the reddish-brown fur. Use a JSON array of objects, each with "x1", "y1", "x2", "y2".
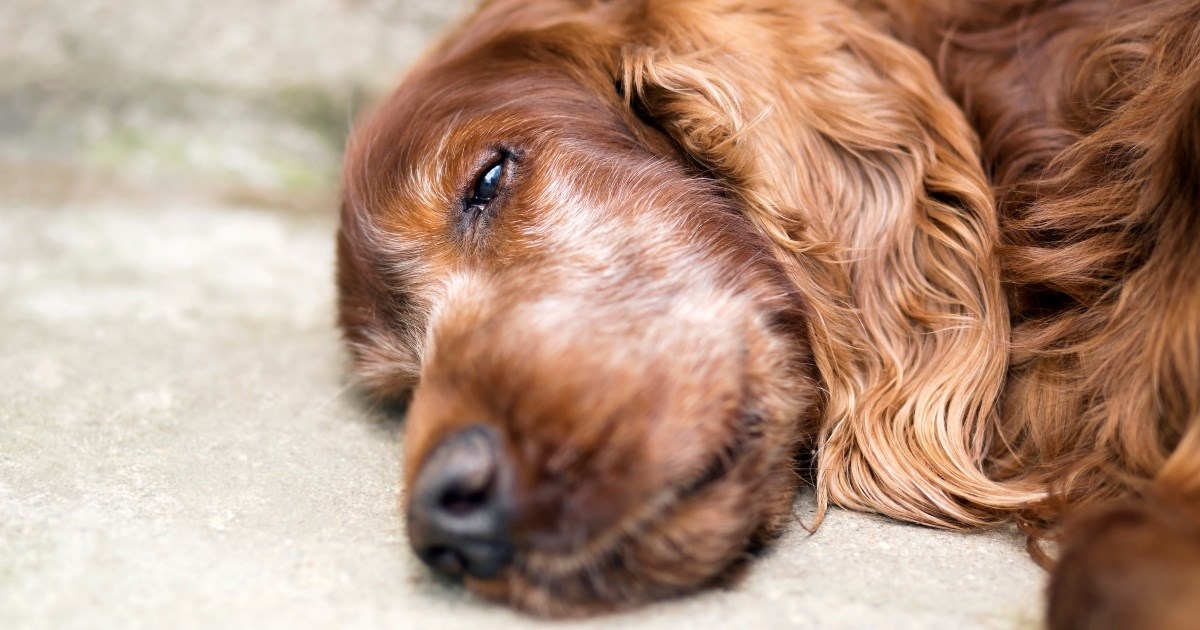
[{"x1": 337, "y1": 0, "x2": 1200, "y2": 624}]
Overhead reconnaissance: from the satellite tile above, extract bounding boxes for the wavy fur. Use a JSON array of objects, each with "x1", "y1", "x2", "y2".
[{"x1": 338, "y1": 0, "x2": 1200, "y2": 622}]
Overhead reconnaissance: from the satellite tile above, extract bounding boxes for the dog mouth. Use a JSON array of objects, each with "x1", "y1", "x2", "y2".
[{"x1": 463, "y1": 412, "x2": 761, "y2": 614}]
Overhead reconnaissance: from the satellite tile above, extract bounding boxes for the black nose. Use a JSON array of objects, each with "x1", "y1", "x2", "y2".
[{"x1": 407, "y1": 425, "x2": 514, "y2": 580}]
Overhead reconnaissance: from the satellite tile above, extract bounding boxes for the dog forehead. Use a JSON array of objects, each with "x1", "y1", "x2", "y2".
[
  {"x1": 378, "y1": 20, "x2": 619, "y2": 133},
  {"x1": 343, "y1": 58, "x2": 626, "y2": 215}
]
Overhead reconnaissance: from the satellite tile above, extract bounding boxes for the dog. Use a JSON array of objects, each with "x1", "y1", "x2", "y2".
[{"x1": 336, "y1": 0, "x2": 1200, "y2": 624}]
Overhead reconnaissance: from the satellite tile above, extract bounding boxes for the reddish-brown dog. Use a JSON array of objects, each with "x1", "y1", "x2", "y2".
[{"x1": 336, "y1": 0, "x2": 1200, "y2": 623}]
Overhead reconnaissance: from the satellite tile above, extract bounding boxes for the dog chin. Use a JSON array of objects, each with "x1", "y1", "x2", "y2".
[{"x1": 467, "y1": 457, "x2": 795, "y2": 617}]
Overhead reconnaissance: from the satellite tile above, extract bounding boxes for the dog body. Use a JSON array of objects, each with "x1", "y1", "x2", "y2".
[
  {"x1": 875, "y1": 2, "x2": 1200, "y2": 625},
  {"x1": 338, "y1": 0, "x2": 1200, "y2": 623}
]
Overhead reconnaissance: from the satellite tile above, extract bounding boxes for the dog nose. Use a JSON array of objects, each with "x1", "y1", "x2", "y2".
[{"x1": 407, "y1": 425, "x2": 513, "y2": 580}]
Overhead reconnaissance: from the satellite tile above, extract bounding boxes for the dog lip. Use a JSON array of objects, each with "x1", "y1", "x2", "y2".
[
  {"x1": 677, "y1": 412, "x2": 757, "y2": 502},
  {"x1": 423, "y1": 545, "x2": 467, "y2": 577},
  {"x1": 509, "y1": 411, "x2": 758, "y2": 581}
]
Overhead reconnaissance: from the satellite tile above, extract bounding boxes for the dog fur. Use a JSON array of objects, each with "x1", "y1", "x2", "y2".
[{"x1": 337, "y1": 0, "x2": 1200, "y2": 623}]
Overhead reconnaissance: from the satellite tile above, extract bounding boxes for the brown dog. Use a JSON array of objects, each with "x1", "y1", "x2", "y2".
[{"x1": 336, "y1": 0, "x2": 1200, "y2": 623}]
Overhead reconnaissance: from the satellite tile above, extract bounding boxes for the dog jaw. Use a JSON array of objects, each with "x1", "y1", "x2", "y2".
[{"x1": 403, "y1": 266, "x2": 816, "y2": 614}]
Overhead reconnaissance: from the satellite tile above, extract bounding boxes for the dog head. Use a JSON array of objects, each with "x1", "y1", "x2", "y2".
[
  {"x1": 338, "y1": 0, "x2": 818, "y2": 614},
  {"x1": 338, "y1": 0, "x2": 1016, "y2": 615}
]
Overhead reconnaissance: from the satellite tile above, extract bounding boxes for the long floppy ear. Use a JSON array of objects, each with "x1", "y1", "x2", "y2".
[
  {"x1": 336, "y1": 191, "x2": 430, "y2": 403},
  {"x1": 620, "y1": 1, "x2": 1041, "y2": 527}
]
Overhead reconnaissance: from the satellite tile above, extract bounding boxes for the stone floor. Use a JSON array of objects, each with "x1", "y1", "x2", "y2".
[
  {"x1": 0, "y1": 193, "x2": 1044, "y2": 629},
  {"x1": 0, "y1": 0, "x2": 1046, "y2": 627}
]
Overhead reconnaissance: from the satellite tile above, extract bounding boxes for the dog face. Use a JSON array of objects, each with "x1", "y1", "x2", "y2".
[
  {"x1": 343, "y1": 0, "x2": 1200, "y2": 622},
  {"x1": 337, "y1": 8, "x2": 819, "y2": 615}
]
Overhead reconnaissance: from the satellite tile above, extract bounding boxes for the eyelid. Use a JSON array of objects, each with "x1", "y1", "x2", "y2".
[
  {"x1": 454, "y1": 147, "x2": 520, "y2": 242},
  {"x1": 464, "y1": 150, "x2": 509, "y2": 211},
  {"x1": 471, "y1": 160, "x2": 504, "y2": 205}
]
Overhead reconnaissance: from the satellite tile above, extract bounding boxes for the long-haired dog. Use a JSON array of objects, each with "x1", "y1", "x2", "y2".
[{"x1": 336, "y1": 0, "x2": 1200, "y2": 625}]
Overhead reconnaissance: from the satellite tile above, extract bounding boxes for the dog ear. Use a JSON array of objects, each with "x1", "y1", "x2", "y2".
[
  {"x1": 620, "y1": 3, "x2": 1040, "y2": 527},
  {"x1": 336, "y1": 199, "x2": 425, "y2": 402}
]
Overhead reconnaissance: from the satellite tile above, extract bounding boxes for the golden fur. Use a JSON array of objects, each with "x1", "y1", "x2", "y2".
[{"x1": 337, "y1": 0, "x2": 1200, "y2": 623}]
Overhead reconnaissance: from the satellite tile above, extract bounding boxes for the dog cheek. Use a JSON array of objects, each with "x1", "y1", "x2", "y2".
[
  {"x1": 628, "y1": 476, "x2": 766, "y2": 589},
  {"x1": 624, "y1": 463, "x2": 772, "y2": 588}
]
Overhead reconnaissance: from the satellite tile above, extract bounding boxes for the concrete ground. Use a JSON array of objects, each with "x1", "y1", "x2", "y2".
[{"x1": 0, "y1": 1, "x2": 1045, "y2": 628}]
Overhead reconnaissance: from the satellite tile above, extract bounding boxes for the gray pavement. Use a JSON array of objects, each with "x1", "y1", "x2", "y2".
[{"x1": 0, "y1": 1, "x2": 1046, "y2": 628}]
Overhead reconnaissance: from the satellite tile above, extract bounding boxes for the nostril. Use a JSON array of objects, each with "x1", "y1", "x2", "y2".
[
  {"x1": 439, "y1": 486, "x2": 491, "y2": 516},
  {"x1": 428, "y1": 428, "x2": 498, "y2": 519},
  {"x1": 424, "y1": 545, "x2": 467, "y2": 577},
  {"x1": 408, "y1": 424, "x2": 515, "y2": 580}
]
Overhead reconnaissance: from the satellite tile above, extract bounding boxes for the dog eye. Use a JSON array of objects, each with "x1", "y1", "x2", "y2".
[{"x1": 469, "y1": 160, "x2": 504, "y2": 208}]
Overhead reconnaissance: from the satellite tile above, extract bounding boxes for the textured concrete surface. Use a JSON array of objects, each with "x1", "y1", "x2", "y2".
[{"x1": 1, "y1": 1, "x2": 1046, "y2": 628}]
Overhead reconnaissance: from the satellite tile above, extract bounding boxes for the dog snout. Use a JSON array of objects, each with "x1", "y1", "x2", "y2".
[{"x1": 407, "y1": 425, "x2": 514, "y2": 580}]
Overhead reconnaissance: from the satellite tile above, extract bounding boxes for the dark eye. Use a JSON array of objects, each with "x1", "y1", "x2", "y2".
[{"x1": 469, "y1": 160, "x2": 504, "y2": 208}]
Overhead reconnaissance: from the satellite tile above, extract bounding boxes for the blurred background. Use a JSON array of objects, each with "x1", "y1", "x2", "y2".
[
  {"x1": 1, "y1": 0, "x2": 471, "y2": 207},
  {"x1": 0, "y1": 2, "x2": 1045, "y2": 628}
]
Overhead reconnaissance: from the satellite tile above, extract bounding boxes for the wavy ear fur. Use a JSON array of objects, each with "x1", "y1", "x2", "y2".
[{"x1": 620, "y1": 0, "x2": 1040, "y2": 527}]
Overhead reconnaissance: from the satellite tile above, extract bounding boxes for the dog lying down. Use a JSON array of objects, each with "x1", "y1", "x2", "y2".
[{"x1": 336, "y1": 0, "x2": 1200, "y2": 624}]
